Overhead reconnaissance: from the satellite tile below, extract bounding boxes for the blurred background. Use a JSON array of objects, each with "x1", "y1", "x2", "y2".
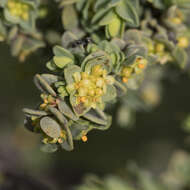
[{"x1": 0, "y1": 42, "x2": 190, "y2": 190}]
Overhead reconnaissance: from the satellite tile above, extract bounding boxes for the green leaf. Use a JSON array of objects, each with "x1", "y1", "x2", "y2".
[
  {"x1": 53, "y1": 56, "x2": 73, "y2": 68},
  {"x1": 46, "y1": 60, "x2": 57, "y2": 71},
  {"x1": 40, "y1": 117, "x2": 62, "y2": 138},
  {"x1": 115, "y1": 0, "x2": 139, "y2": 27},
  {"x1": 70, "y1": 120, "x2": 91, "y2": 140},
  {"x1": 102, "y1": 84, "x2": 117, "y2": 102},
  {"x1": 91, "y1": 7, "x2": 110, "y2": 24},
  {"x1": 48, "y1": 107, "x2": 74, "y2": 151},
  {"x1": 34, "y1": 74, "x2": 57, "y2": 96},
  {"x1": 83, "y1": 108, "x2": 108, "y2": 125},
  {"x1": 62, "y1": 5, "x2": 78, "y2": 30},
  {"x1": 90, "y1": 115, "x2": 112, "y2": 130},
  {"x1": 64, "y1": 65, "x2": 81, "y2": 84},
  {"x1": 106, "y1": 15, "x2": 125, "y2": 38},
  {"x1": 58, "y1": 100, "x2": 79, "y2": 121},
  {"x1": 99, "y1": 10, "x2": 116, "y2": 26},
  {"x1": 11, "y1": 36, "x2": 24, "y2": 56},
  {"x1": 23, "y1": 108, "x2": 48, "y2": 117},
  {"x1": 53, "y1": 45, "x2": 74, "y2": 59},
  {"x1": 114, "y1": 80, "x2": 127, "y2": 97},
  {"x1": 172, "y1": 47, "x2": 188, "y2": 69}
]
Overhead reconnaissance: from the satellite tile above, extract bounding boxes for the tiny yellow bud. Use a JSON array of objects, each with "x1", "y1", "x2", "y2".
[
  {"x1": 148, "y1": 42, "x2": 155, "y2": 53},
  {"x1": 48, "y1": 96, "x2": 55, "y2": 105},
  {"x1": 21, "y1": 12, "x2": 29, "y2": 21},
  {"x1": 92, "y1": 65, "x2": 103, "y2": 76},
  {"x1": 40, "y1": 103, "x2": 47, "y2": 109},
  {"x1": 178, "y1": 37, "x2": 189, "y2": 48},
  {"x1": 155, "y1": 43, "x2": 165, "y2": 53},
  {"x1": 138, "y1": 63, "x2": 146, "y2": 69},
  {"x1": 60, "y1": 131, "x2": 66, "y2": 138},
  {"x1": 122, "y1": 67, "x2": 133, "y2": 77},
  {"x1": 81, "y1": 72, "x2": 89, "y2": 79},
  {"x1": 81, "y1": 79, "x2": 91, "y2": 87},
  {"x1": 78, "y1": 87, "x2": 87, "y2": 96},
  {"x1": 82, "y1": 135, "x2": 88, "y2": 142},
  {"x1": 80, "y1": 96, "x2": 87, "y2": 103},
  {"x1": 95, "y1": 88, "x2": 103, "y2": 96},
  {"x1": 136, "y1": 57, "x2": 147, "y2": 69},
  {"x1": 58, "y1": 138, "x2": 63, "y2": 144},
  {"x1": 122, "y1": 77, "x2": 128, "y2": 83},
  {"x1": 88, "y1": 89, "x2": 95, "y2": 96}
]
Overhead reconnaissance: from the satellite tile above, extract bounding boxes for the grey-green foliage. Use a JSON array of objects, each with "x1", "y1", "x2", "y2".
[
  {"x1": 61, "y1": 0, "x2": 140, "y2": 38},
  {"x1": 0, "y1": 0, "x2": 45, "y2": 61},
  {"x1": 75, "y1": 151, "x2": 190, "y2": 190}
]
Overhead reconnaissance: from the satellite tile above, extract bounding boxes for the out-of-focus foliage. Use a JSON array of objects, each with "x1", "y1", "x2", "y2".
[{"x1": 75, "y1": 150, "x2": 190, "y2": 190}]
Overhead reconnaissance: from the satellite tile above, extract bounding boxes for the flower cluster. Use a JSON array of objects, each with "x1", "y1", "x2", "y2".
[
  {"x1": 67, "y1": 65, "x2": 114, "y2": 109},
  {"x1": 7, "y1": 0, "x2": 30, "y2": 21}
]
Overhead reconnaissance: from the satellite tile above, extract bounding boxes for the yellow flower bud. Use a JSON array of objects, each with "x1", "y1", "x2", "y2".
[
  {"x1": 122, "y1": 67, "x2": 133, "y2": 77},
  {"x1": 78, "y1": 87, "x2": 87, "y2": 96},
  {"x1": 60, "y1": 130, "x2": 66, "y2": 139},
  {"x1": 47, "y1": 95, "x2": 55, "y2": 104},
  {"x1": 95, "y1": 88, "x2": 103, "y2": 96},
  {"x1": 40, "y1": 103, "x2": 47, "y2": 109},
  {"x1": 81, "y1": 79, "x2": 91, "y2": 87},
  {"x1": 155, "y1": 43, "x2": 165, "y2": 53},
  {"x1": 81, "y1": 135, "x2": 88, "y2": 142},
  {"x1": 88, "y1": 89, "x2": 95, "y2": 96},
  {"x1": 178, "y1": 37, "x2": 189, "y2": 48},
  {"x1": 122, "y1": 77, "x2": 128, "y2": 83},
  {"x1": 21, "y1": 12, "x2": 29, "y2": 21},
  {"x1": 58, "y1": 138, "x2": 63, "y2": 144},
  {"x1": 92, "y1": 65, "x2": 103, "y2": 76},
  {"x1": 102, "y1": 69, "x2": 107, "y2": 77},
  {"x1": 81, "y1": 72, "x2": 89, "y2": 79},
  {"x1": 148, "y1": 42, "x2": 155, "y2": 54}
]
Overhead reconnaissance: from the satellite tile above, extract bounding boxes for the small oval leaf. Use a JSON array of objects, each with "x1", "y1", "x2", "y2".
[{"x1": 40, "y1": 117, "x2": 61, "y2": 138}]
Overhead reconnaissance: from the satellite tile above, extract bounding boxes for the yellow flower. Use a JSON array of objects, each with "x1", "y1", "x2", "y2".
[
  {"x1": 155, "y1": 43, "x2": 165, "y2": 53},
  {"x1": 7, "y1": 0, "x2": 30, "y2": 21},
  {"x1": 68, "y1": 64, "x2": 113, "y2": 108},
  {"x1": 81, "y1": 135, "x2": 88, "y2": 142},
  {"x1": 177, "y1": 37, "x2": 189, "y2": 48}
]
